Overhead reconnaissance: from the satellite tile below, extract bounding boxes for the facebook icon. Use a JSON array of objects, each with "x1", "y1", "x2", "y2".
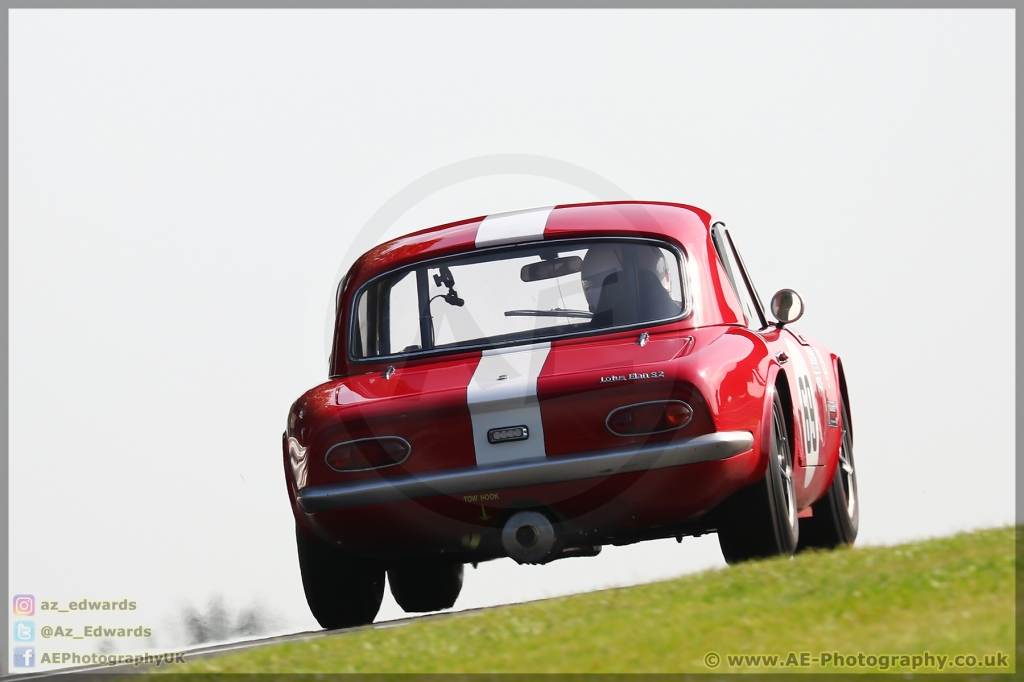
[{"x1": 14, "y1": 646, "x2": 35, "y2": 668}]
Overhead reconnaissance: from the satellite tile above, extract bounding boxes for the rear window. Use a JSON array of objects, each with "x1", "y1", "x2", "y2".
[{"x1": 350, "y1": 239, "x2": 688, "y2": 360}]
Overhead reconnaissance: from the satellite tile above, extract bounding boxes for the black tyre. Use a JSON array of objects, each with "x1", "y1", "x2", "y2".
[
  {"x1": 388, "y1": 561, "x2": 464, "y2": 613},
  {"x1": 296, "y1": 528, "x2": 385, "y2": 629},
  {"x1": 798, "y1": 395, "x2": 858, "y2": 550},
  {"x1": 716, "y1": 391, "x2": 799, "y2": 564}
]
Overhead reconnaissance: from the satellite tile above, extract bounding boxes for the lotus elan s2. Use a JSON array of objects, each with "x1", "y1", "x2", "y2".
[{"x1": 284, "y1": 202, "x2": 859, "y2": 628}]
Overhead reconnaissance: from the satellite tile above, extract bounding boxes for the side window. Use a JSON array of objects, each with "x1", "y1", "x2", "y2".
[
  {"x1": 711, "y1": 224, "x2": 767, "y2": 330},
  {"x1": 387, "y1": 271, "x2": 421, "y2": 353},
  {"x1": 724, "y1": 229, "x2": 769, "y2": 328},
  {"x1": 354, "y1": 271, "x2": 422, "y2": 357}
]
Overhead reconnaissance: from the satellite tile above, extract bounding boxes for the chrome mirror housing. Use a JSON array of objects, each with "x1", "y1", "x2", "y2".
[{"x1": 770, "y1": 289, "x2": 805, "y2": 326}]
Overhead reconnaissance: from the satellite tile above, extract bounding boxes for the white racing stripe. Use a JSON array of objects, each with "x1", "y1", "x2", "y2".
[
  {"x1": 467, "y1": 342, "x2": 551, "y2": 465},
  {"x1": 475, "y1": 206, "x2": 554, "y2": 247}
]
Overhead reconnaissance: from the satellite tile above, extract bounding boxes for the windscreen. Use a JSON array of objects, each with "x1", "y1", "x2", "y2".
[{"x1": 351, "y1": 239, "x2": 686, "y2": 359}]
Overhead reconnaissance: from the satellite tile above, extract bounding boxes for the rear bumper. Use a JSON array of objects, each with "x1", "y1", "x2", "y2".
[{"x1": 297, "y1": 430, "x2": 753, "y2": 513}]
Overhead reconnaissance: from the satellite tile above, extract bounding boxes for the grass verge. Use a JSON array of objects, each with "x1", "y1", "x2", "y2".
[{"x1": 167, "y1": 526, "x2": 1015, "y2": 674}]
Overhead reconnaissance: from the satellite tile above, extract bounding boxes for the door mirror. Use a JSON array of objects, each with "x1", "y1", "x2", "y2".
[{"x1": 770, "y1": 289, "x2": 805, "y2": 326}]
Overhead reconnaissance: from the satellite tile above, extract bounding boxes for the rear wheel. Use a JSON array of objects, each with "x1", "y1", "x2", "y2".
[
  {"x1": 388, "y1": 561, "x2": 464, "y2": 613},
  {"x1": 296, "y1": 528, "x2": 385, "y2": 629},
  {"x1": 798, "y1": 395, "x2": 859, "y2": 549},
  {"x1": 717, "y1": 391, "x2": 799, "y2": 564}
]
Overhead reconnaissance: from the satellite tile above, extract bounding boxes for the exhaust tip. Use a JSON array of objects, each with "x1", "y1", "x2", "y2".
[{"x1": 502, "y1": 511, "x2": 557, "y2": 564}]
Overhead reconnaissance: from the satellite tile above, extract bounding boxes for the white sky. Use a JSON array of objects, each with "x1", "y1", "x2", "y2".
[{"x1": 7, "y1": 8, "x2": 1014, "y2": 669}]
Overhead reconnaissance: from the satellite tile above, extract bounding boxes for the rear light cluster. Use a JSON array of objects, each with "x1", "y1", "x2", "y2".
[
  {"x1": 325, "y1": 437, "x2": 411, "y2": 472},
  {"x1": 606, "y1": 400, "x2": 693, "y2": 436}
]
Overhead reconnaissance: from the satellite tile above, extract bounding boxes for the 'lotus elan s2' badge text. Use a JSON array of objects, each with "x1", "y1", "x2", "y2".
[{"x1": 600, "y1": 370, "x2": 666, "y2": 384}]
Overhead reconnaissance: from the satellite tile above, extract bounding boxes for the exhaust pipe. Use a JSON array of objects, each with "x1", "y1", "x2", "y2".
[{"x1": 501, "y1": 510, "x2": 557, "y2": 564}]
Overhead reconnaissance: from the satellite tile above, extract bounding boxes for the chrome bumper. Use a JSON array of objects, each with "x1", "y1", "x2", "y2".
[{"x1": 296, "y1": 430, "x2": 754, "y2": 513}]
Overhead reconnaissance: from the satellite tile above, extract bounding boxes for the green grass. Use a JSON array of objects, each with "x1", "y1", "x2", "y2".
[{"x1": 171, "y1": 526, "x2": 1015, "y2": 674}]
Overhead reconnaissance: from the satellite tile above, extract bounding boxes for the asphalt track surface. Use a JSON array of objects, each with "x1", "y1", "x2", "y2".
[{"x1": 4, "y1": 607, "x2": 494, "y2": 679}]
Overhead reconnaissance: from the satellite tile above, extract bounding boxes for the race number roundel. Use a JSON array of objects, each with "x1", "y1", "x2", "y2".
[{"x1": 785, "y1": 339, "x2": 824, "y2": 487}]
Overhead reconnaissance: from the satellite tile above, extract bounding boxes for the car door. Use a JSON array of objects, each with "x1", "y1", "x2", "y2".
[{"x1": 709, "y1": 224, "x2": 836, "y2": 509}]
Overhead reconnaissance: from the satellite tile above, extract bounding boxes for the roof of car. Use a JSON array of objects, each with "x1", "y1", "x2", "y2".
[{"x1": 347, "y1": 201, "x2": 714, "y2": 286}]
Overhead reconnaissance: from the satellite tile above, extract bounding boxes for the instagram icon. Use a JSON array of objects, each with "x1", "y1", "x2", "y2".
[{"x1": 13, "y1": 595, "x2": 35, "y2": 616}]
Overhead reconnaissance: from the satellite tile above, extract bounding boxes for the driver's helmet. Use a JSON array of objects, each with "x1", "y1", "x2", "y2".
[{"x1": 637, "y1": 244, "x2": 672, "y2": 293}]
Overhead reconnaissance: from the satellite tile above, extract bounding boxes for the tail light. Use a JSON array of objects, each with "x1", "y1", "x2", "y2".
[
  {"x1": 606, "y1": 400, "x2": 693, "y2": 436},
  {"x1": 325, "y1": 437, "x2": 411, "y2": 472}
]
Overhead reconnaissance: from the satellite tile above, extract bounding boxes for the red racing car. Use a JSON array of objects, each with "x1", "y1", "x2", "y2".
[{"x1": 284, "y1": 202, "x2": 859, "y2": 628}]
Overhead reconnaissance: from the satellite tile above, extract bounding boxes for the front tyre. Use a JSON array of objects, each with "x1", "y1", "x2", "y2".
[
  {"x1": 388, "y1": 561, "x2": 464, "y2": 613},
  {"x1": 798, "y1": 395, "x2": 859, "y2": 550},
  {"x1": 296, "y1": 528, "x2": 385, "y2": 629},
  {"x1": 716, "y1": 391, "x2": 799, "y2": 564}
]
